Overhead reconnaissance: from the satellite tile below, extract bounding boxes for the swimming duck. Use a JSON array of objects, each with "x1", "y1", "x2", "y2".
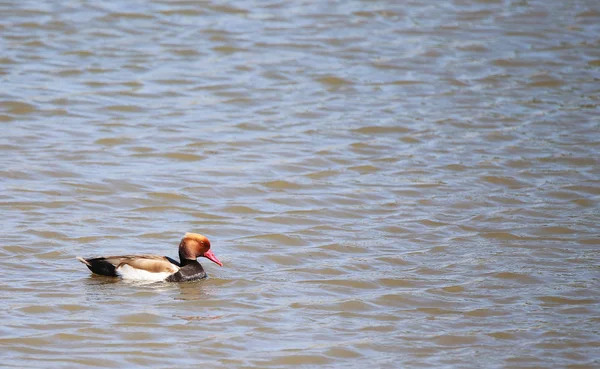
[{"x1": 77, "y1": 233, "x2": 222, "y2": 282}]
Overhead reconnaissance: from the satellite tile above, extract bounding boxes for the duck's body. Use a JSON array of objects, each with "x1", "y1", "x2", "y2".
[{"x1": 77, "y1": 233, "x2": 222, "y2": 282}]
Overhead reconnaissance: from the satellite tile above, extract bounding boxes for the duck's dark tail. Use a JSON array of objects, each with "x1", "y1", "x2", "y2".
[{"x1": 76, "y1": 256, "x2": 118, "y2": 277}]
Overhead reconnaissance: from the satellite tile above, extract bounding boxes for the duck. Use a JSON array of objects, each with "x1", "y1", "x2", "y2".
[{"x1": 77, "y1": 232, "x2": 222, "y2": 282}]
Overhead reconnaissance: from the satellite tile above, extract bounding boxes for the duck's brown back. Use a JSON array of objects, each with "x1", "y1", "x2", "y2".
[{"x1": 78, "y1": 255, "x2": 179, "y2": 277}]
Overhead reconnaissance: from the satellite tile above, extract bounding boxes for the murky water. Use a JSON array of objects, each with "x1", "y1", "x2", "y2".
[{"x1": 1, "y1": 0, "x2": 599, "y2": 368}]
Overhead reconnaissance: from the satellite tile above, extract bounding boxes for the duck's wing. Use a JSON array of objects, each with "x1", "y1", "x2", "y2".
[{"x1": 77, "y1": 255, "x2": 179, "y2": 280}]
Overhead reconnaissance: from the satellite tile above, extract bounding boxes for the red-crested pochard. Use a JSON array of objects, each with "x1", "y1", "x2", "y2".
[{"x1": 77, "y1": 233, "x2": 222, "y2": 282}]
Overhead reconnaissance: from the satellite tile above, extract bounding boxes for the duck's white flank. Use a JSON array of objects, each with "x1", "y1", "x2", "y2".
[{"x1": 115, "y1": 264, "x2": 174, "y2": 281}]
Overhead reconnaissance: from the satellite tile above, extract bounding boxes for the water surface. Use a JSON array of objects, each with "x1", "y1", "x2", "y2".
[{"x1": 1, "y1": 0, "x2": 599, "y2": 368}]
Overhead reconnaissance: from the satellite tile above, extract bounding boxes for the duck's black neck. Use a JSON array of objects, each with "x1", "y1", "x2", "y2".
[
  {"x1": 178, "y1": 251, "x2": 195, "y2": 266},
  {"x1": 166, "y1": 255, "x2": 206, "y2": 282}
]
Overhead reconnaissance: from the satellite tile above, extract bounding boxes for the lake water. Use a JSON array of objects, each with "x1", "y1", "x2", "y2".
[{"x1": 1, "y1": 0, "x2": 599, "y2": 368}]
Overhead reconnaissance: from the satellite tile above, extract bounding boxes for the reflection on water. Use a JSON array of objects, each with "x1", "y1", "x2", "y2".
[{"x1": 2, "y1": 0, "x2": 600, "y2": 367}]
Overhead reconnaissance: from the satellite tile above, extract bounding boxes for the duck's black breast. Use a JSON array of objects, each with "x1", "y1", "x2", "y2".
[{"x1": 165, "y1": 260, "x2": 206, "y2": 282}]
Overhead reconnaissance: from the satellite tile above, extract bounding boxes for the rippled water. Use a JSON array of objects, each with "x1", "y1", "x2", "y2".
[{"x1": 1, "y1": 0, "x2": 599, "y2": 368}]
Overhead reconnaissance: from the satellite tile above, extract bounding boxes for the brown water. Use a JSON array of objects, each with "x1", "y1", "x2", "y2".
[{"x1": 1, "y1": 0, "x2": 599, "y2": 368}]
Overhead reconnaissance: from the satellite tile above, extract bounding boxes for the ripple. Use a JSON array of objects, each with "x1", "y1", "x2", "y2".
[
  {"x1": 0, "y1": 101, "x2": 37, "y2": 114},
  {"x1": 261, "y1": 180, "x2": 303, "y2": 190},
  {"x1": 491, "y1": 272, "x2": 541, "y2": 284},
  {"x1": 94, "y1": 137, "x2": 133, "y2": 146},
  {"x1": 352, "y1": 125, "x2": 411, "y2": 135},
  {"x1": 537, "y1": 296, "x2": 597, "y2": 306},
  {"x1": 159, "y1": 152, "x2": 205, "y2": 161}
]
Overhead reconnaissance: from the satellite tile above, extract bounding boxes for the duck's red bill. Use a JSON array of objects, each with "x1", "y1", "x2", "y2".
[{"x1": 203, "y1": 250, "x2": 223, "y2": 267}]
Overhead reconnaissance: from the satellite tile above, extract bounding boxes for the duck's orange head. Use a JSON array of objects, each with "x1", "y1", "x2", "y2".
[{"x1": 179, "y1": 233, "x2": 223, "y2": 266}]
